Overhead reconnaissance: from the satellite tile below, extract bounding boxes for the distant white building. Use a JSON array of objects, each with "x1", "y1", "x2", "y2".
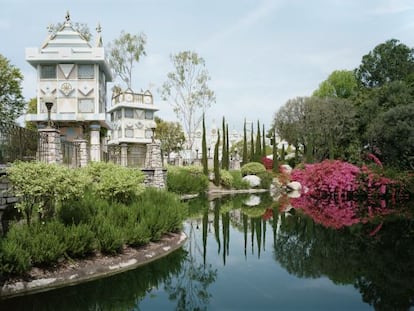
[{"x1": 107, "y1": 88, "x2": 158, "y2": 167}]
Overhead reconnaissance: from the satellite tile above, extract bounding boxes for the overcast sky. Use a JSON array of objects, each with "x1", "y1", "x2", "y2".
[{"x1": 1, "y1": 0, "x2": 414, "y2": 131}]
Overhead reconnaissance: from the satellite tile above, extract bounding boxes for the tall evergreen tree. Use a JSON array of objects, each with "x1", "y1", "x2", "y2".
[
  {"x1": 262, "y1": 124, "x2": 266, "y2": 158},
  {"x1": 272, "y1": 129, "x2": 279, "y2": 173},
  {"x1": 202, "y1": 113, "x2": 208, "y2": 175},
  {"x1": 221, "y1": 117, "x2": 227, "y2": 169},
  {"x1": 250, "y1": 123, "x2": 255, "y2": 162},
  {"x1": 242, "y1": 118, "x2": 248, "y2": 165},
  {"x1": 281, "y1": 144, "x2": 286, "y2": 162},
  {"x1": 226, "y1": 123, "x2": 230, "y2": 170},
  {"x1": 214, "y1": 130, "x2": 221, "y2": 186},
  {"x1": 255, "y1": 120, "x2": 262, "y2": 162}
]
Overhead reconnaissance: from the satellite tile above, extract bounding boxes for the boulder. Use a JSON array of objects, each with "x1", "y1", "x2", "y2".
[
  {"x1": 286, "y1": 181, "x2": 301, "y2": 191},
  {"x1": 242, "y1": 175, "x2": 261, "y2": 188},
  {"x1": 280, "y1": 164, "x2": 292, "y2": 174}
]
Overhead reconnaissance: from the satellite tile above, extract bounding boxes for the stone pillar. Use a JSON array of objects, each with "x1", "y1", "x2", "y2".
[
  {"x1": 120, "y1": 143, "x2": 128, "y2": 167},
  {"x1": 143, "y1": 142, "x2": 166, "y2": 189},
  {"x1": 73, "y1": 139, "x2": 88, "y2": 167},
  {"x1": 89, "y1": 123, "x2": 101, "y2": 162},
  {"x1": 38, "y1": 128, "x2": 62, "y2": 164}
]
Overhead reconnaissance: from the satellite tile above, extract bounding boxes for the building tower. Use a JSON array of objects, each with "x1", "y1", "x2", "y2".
[{"x1": 25, "y1": 12, "x2": 113, "y2": 162}]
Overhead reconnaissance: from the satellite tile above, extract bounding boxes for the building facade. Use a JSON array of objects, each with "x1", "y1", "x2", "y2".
[{"x1": 25, "y1": 12, "x2": 112, "y2": 162}]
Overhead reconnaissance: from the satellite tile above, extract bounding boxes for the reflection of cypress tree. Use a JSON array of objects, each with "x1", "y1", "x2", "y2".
[
  {"x1": 243, "y1": 213, "x2": 248, "y2": 258},
  {"x1": 255, "y1": 217, "x2": 262, "y2": 259},
  {"x1": 251, "y1": 217, "x2": 255, "y2": 255},
  {"x1": 202, "y1": 113, "x2": 208, "y2": 175},
  {"x1": 202, "y1": 208, "x2": 208, "y2": 266},
  {"x1": 262, "y1": 218, "x2": 266, "y2": 252},
  {"x1": 214, "y1": 204, "x2": 221, "y2": 255},
  {"x1": 222, "y1": 212, "x2": 230, "y2": 265}
]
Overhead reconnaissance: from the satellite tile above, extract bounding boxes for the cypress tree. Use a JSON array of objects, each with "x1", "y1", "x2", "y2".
[
  {"x1": 221, "y1": 117, "x2": 226, "y2": 169},
  {"x1": 202, "y1": 113, "x2": 208, "y2": 175},
  {"x1": 281, "y1": 144, "x2": 286, "y2": 162},
  {"x1": 214, "y1": 129, "x2": 221, "y2": 186},
  {"x1": 255, "y1": 120, "x2": 261, "y2": 162},
  {"x1": 226, "y1": 123, "x2": 230, "y2": 170},
  {"x1": 272, "y1": 129, "x2": 278, "y2": 173},
  {"x1": 250, "y1": 123, "x2": 254, "y2": 162},
  {"x1": 242, "y1": 118, "x2": 248, "y2": 165},
  {"x1": 262, "y1": 124, "x2": 266, "y2": 158}
]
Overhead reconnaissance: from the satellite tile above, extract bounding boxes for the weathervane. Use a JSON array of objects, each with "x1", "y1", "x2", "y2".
[{"x1": 65, "y1": 11, "x2": 70, "y2": 22}]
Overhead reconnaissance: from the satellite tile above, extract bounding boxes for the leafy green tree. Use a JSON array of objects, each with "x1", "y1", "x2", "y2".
[
  {"x1": 154, "y1": 117, "x2": 185, "y2": 163},
  {"x1": 313, "y1": 70, "x2": 357, "y2": 98},
  {"x1": 355, "y1": 39, "x2": 414, "y2": 88},
  {"x1": 107, "y1": 31, "x2": 146, "y2": 89},
  {"x1": 160, "y1": 51, "x2": 215, "y2": 149},
  {"x1": 214, "y1": 130, "x2": 221, "y2": 186},
  {"x1": 25, "y1": 97, "x2": 37, "y2": 130},
  {"x1": 0, "y1": 54, "x2": 26, "y2": 123},
  {"x1": 202, "y1": 113, "x2": 208, "y2": 175},
  {"x1": 366, "y1": 104, "x2": 414, "y2": 170}
]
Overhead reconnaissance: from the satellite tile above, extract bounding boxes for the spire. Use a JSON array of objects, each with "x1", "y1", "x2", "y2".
[{"x1": 95, "y1": 23, "x2": 103, "y2": 47}]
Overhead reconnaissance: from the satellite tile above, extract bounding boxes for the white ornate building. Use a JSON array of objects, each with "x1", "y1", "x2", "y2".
[{"x1": 24, "y1": 12, "x2": 112, "y2": 162}]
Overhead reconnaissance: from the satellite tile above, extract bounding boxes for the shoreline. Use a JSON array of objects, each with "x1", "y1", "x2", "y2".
[{"x1": 0, "y1": 231, "x2": 187, "y2": 299}]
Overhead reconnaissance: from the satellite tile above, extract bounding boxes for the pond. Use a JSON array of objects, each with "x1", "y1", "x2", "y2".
[{"x1": 1, "y1": 192, "x2": 414, "y2": 310}]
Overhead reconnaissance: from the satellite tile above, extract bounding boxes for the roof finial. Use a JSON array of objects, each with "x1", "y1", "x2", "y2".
[
  {"x1": 96, "y1": 23, "x2": 102, "y2": 33},
  {"x1": 47, "y1": 24, "x2": 53, "y2": 33},
  {"x1": 65, "y1": 11, "x2": 70, "y2": 22}
]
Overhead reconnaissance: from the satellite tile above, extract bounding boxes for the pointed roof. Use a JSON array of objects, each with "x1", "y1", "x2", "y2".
[
  {"x1": 26, "y1": 11, "x2": 112, "y2": 81},
  {"x1": 41, "y1": 12, "x2": 91, "y2": 49}
]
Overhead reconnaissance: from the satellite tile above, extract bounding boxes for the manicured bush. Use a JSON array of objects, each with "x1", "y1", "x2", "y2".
[
  {"x1": 220, "y1": 170, "x2": 234, "y2": 189},
  {"x1": 28, "y1": 221, "x2": 67, "y2": 266},
  {"x1": 229, "y1": 170, "x2": 250, "y2": 190},
  {"x1": 83, "y1": 162, "x2": 145, "y2": 204},
  {"x1": 241, "y1": 162, "x2": 266, "y2": 177},
  {"x1": 166, "y1": 165, "x2": 209, "y2": 194},
  {"x1": 58, "y1": 191, "x2": 99, "y2": 225},
  {"x1": 93, "y1": 215, "x2": 124, "y2": 255},
  {"x1": 64, "y1": 224, "x2": 96, "y2": 258},
  {"x1": 134, "y1": 188, "x2": 187, "y2": 240},
  {"x1": 7, "y1": 161, "x2": 88, "y2": 225},
  {"x1": 0, "y1": 238, "x2": 31, "y2": 275}
]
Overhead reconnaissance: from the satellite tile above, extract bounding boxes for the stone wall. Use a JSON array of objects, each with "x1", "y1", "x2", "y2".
[{"x1": 0, "y1": 167, "x2": 18, "y2": 235}]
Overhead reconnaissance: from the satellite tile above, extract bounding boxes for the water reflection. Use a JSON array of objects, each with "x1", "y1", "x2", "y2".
[{"x1": 1, "y1": 193, "x2": 414, "y2": 310}]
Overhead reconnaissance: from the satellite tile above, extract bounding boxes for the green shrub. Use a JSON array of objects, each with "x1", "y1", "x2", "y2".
[
  {"x1": 257, "y1": 171, "x2": 274, "y2": 189},
  {"x1": 93, "y1": 216, "x2": 124, "y2": 255},
  {"x1": 220, "y1": 170, "x2": 234, "y2": 189},
  {"x1": 28, "y1": 221, "x2": 67, "y2": 266},
  {"x1": 7, "y1": 161, "x2": 88, "y2": 225},
  {"x1": 134, "y1": 188, "x2": 187, "y2": 240},
  {"x1": 241, "y1": 162, "x2": 266, "y2": 176},
  {"x1": 166, "y1": 165, "x2": 209, "y2": 194},
  {"x1": 64, "y1": 224, "x2": 96, "y2": 258},
  {"x1": 83, "y1": 162, "x2": 145, "y2": 204},
  {"x1": 229, "y1": 170, "x2": 250, "y2": 190},
  {"x1": 58, "y1": 191, "x2": 99, "y2": 225},
  {"x1": 0, "y1": 238, "x2": 31, "y2": 275}
]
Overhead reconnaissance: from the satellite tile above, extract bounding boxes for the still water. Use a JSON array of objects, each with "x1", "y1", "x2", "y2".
[{"x1": 1, "y1": 193, "x2": 414, "y2": 310}]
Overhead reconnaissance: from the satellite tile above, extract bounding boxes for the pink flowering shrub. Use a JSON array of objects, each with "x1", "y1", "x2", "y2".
[
  {"x1": 287, "y1": 159, "x2": 402, "y2": 229},
  {"x1": 261, "y1": 157, "x2": 273, "y2": 170}
]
